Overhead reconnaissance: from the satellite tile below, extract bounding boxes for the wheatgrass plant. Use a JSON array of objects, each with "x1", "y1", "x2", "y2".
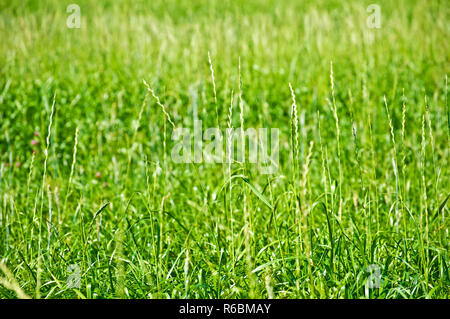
[{"x1": 0, "y1": 0, "x2": 448, "y2": 299}]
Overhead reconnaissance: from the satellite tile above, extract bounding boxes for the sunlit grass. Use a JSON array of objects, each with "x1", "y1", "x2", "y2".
[{"x1": 0, "y1": 0, "x2": 448, "y2": 298}]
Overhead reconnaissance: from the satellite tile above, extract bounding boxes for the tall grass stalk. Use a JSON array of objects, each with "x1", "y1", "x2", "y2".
[
  {"x1": 329, "y1": 61, "x2": 342, "y2": 219},
  {"x1": 288, "y1": 82, "x2": 302, "y2": 289},
  {"x1": 384, "y1": 96, "x2": 399, "y2": 227},
  {"x1": 36, "y1": 92, "x2": 56, "y2": 299}
]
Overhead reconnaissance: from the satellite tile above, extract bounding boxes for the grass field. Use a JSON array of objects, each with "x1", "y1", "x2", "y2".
[{"x1": 0, "y1": 0, "x2": 448, "y2": 299}]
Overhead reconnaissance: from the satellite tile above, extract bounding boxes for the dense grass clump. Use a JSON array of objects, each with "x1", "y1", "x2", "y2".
[{"x1": 0, "y1": 0, "x2": 448, "y2": 298}]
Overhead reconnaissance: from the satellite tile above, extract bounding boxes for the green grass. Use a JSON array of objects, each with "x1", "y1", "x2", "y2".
[{"x1": 0, "y1": 0, "x2": 448, "y2": 299}]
